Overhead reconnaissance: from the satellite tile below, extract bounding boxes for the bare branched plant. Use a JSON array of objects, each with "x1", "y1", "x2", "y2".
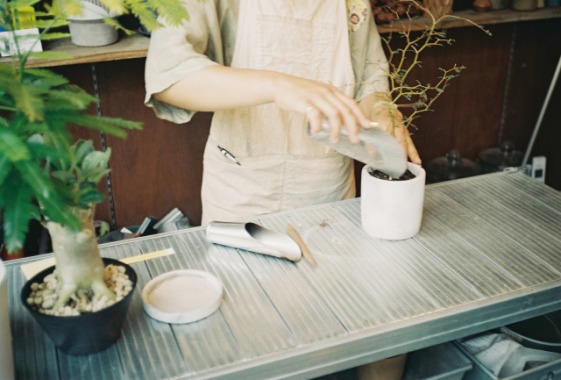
[{"x1": 379, "y1": 0, "x2": 491, "y2": 131}]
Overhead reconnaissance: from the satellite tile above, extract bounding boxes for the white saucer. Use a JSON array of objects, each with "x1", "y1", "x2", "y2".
[{"x1": 142, "y1": 270, "x2": 223, "y2": 324}]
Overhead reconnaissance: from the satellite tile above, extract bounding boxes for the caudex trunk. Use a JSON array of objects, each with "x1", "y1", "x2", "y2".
[{"x1": 45, "y1": 207, "x2": 115, "y2": 309}]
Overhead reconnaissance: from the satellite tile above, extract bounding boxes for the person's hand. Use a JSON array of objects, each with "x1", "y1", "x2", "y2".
[
  {"x1": 360, "y1": 93, "x2": 421, "y2": 165},
  {"x1": 271, "y1": 73, "x2": 370, "y2": 144}
]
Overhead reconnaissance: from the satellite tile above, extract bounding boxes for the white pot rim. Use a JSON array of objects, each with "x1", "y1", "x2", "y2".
[{"x1": 363, "y1": 162, "x2": 425, "y2": 182}]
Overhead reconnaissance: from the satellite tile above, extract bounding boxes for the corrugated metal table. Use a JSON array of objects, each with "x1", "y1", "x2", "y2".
[{"x1": 5, "y1": 171, "x2": 561, "y2": 379}]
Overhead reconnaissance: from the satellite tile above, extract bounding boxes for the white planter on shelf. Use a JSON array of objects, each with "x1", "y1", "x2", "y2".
[
  {"x1": 67, "y1": 2, "x2": 118, "y2": 47},
  {"x1": 0, "y1": 260, "x2": 15, "y2": 380},
  {"x1": 361, "y1": 163, "x2": 426, "y2": 240}
]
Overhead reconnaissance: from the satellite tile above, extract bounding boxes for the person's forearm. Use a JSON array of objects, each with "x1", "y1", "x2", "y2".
[
  {"x1": 153, "y1": 65, "x2": 281, "y2": 111},
  {"x1": 155, "y1": 64, "x2": 372, "y2": 144}
]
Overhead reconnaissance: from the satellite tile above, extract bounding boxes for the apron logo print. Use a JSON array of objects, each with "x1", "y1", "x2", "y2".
[{"x1": 347, "y1": 0, "x2": 368, "y2": 32}]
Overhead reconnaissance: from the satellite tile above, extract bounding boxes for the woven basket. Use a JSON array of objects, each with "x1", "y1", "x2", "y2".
[{"x1": 423, "y1": 0, "x2": 453, "y2": 18}]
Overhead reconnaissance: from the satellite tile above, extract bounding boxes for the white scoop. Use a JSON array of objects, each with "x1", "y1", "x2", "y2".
[
  {"x1": 206, "y1": 221, "x2": 302, "y2": 262},
  {"x1": 310, "y1": 121, "x2": 407, "y2": 178}
]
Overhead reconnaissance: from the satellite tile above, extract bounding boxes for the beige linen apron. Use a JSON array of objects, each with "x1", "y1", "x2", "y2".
[{"x1": 201, "y1": 0, "x2": 356, "y2": 225}]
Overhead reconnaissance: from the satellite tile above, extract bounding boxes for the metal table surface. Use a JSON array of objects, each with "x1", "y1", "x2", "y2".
[{"x1": 5, "y1": 171, "x2": 561, "y2": 379}]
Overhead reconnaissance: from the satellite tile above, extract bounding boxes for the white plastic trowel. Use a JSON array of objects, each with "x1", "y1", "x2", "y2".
[
  {"x1": 310, "y1": 121, "x2": 407, "y2": 178},
  {"x1": 206, "y1": 221, "x2": 302, "y2": 262}
]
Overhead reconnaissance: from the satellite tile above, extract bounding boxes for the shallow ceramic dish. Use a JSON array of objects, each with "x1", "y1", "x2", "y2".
[{"x1": 142, "y1": 270, "x2": 223, "y2": 324}]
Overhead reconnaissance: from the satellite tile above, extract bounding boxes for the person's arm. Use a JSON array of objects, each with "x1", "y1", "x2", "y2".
[{"x1": 154, "y1": 64, "x2": 372, "y2": 144}]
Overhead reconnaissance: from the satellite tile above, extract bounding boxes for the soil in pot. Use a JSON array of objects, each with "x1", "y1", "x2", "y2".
[
  {"x1": 367, "y1": 167, "x2": 416, "y2": 181},
  {"x1": 21, "y1": 258, "x2": 137, "y2": 355}
]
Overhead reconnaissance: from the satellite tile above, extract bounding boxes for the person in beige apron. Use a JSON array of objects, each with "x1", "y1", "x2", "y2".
[
  {"x1": 146, "y1": 1, "x2": 416, "y2": 377},
  {"x1": 202, "y1": 0, "x2": 364, "y2": 224},
  {"x1": 146, "y1": 0, "x2": 420, "y2": 225}
]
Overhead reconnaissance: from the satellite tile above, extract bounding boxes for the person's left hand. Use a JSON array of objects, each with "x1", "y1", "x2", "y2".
[{"x1": 360, "y1": 93, "x2": 421, "y2": 165}]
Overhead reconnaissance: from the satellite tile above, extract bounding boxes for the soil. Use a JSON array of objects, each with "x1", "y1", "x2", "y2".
[{"x1": 367, "y1": 167, "x2": 416, "y2": 181}]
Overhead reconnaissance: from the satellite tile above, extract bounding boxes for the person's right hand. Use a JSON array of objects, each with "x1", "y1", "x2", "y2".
[{"x1": 271, "y1": 73, "x2": 371, "y2": 144}]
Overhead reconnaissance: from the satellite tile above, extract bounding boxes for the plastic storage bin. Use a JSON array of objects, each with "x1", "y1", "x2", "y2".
[
  {"x1": 403, "y1": 342, "x2": 473, "y2": 380},
  {"x1": 456, "y1": 339, "x2": 561, "y2": 380}
]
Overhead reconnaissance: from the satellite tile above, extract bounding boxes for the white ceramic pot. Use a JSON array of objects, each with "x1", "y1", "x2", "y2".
[
  {"x1": 0, "y1": 260, "x2": 15, "y2": 379},
  {"x1": 361, "y1": 163, "x2": 426, "y2": 240},
  {"x1": 67, "y1": 2, "x2": 118, "y2": 47}
]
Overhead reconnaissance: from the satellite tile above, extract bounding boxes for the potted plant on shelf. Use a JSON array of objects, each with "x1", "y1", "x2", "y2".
[
  {"x1": 0, "y1": 0, "x2": 187, "y2": 356},
  {"x1": 361, "y1": 1, "x2": 490, "y2": 240}
]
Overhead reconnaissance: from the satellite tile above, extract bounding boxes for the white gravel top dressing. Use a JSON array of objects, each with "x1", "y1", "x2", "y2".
[{"x1": 27, "y1": 264, "x2": 133, "y2": 316}]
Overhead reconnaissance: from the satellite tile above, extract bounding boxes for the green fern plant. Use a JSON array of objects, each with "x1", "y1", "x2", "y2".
[
  {"x1": 0, "y1": 0, "x2": 187, "y2": 310},
  {"x1": 0, "y1": 63, "x2": 141, "y2": 253}
]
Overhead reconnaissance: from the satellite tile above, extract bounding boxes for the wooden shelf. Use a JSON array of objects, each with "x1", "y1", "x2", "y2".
[
  {"x1": 377, "y1": 7, "x2": 561, "y2": 33},
  {"x1": 2, "y1": 7, "x2": 560, "y2": 68},
  {"x1": 1, "y1": 33, "x2": 150, "y2": 68}
]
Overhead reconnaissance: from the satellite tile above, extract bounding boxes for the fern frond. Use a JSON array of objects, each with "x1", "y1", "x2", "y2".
[
  {"x1": 15, "y1": 160, "x2": 80, "y2": 229},
  {"x1": 40, "y1": 31, "x2": 71, "y2": 40},
  {"x1": 55, "y1": 113, "x2": 142, "y2": 138},
  {"x1": 0, "y1": 153, "x2": 12, "y2": 188},
  {"x1": 0, "y1": 174, "x2": 39, "y2": 253},
  {"x1": 0, "y1": 129, "x2": 31, "y2": 161},
  {"x1": 99, "y1": 0, "x2": 127, "y2": 15}
]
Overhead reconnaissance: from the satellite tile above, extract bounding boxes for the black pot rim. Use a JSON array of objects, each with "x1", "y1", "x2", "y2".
[{"x1": 21, "y1": 257, "x2": 137, "y2": 355}]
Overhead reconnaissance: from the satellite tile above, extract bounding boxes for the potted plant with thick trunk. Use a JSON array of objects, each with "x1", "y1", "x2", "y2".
[
  {"x1": 361, "y1": 1, "x2": 490, "y2": 240},
  {"x1": 0, "y1": 0, "x2": 187, "y2": 355}
]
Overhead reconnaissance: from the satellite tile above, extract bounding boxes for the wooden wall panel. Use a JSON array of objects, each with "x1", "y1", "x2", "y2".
[
  {"x1": 52, "y1": 64, "x2": 112, "y2": 225},
  {"x1": 95, "y1": 60, "x2": 211, "y2": 227},
  {"x1": 49, "y1": 18, "x2": 561, "y2": 232},
  {"x1": 407, "y1": 24, "x2": 512, "y2": 163}
]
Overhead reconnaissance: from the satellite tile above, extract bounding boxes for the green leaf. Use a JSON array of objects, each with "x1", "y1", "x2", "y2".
[
  {"x1": 8, "y1": 0, "x2": 41, "y2": 8},
  {"x1": 40, "y1": 32, "x2": 71, "y2": 41},
  {"x1": 56, "y1": 113, "x2": 142, "y2": 138},
  {"x1": 78, "y1": 186, "x2": 106, "y2": 206},
  {"x1": 27, "y1": 143, "x2": 67, "y2": 171},
  {"x1": 12, "y1": 80, "x2": 46, "y2": 122},
  {"x1": 98, "y1": 0, "x2": 127, "y2": 15},
  {"x1": 24, "y1": 67, "x2": 71, "y2": 87},
  {"x1": 151, "y1": 0, "x2": 190, "y2": 26},
  {"x1": 73, "y1": 140, "x2": 95, "y2": 164},
  {"x1": 0, "y1": 175, "x2": 39, "y2": 253},
  {"x1": 0, "y1": 129, "x2": 31, "y2": 161},
  {"x1": 51, "y1": 170, "x2": 75, "y2": 183},
  {"x1": 0, "y1": 153, "x2": 13, "y2": 188},
  {"x1": 44, "y1": 87, "x2": 96, "y2": 111},
  {"x1": 14, "y1": 160, "x2": 80, "y2": 230},
  {"x1": 81, "y1": 149, "x2": 111, "y2": 183}
]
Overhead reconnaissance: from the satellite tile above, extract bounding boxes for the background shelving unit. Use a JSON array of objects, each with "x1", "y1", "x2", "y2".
[
  {"x1": 3, "y1": 8, "x2": 560, "y2": 68},
  {"x1": 2, "y1": 6, "x2": 560, "y2": 242}
]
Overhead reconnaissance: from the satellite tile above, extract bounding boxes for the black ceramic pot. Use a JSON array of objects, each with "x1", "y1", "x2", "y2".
[{"x1": 21, "y1": 258, "x2": 137, "y2": 355}]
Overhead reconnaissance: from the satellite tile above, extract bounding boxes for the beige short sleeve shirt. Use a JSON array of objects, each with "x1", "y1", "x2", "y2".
[{"x1": 144, "y1": 0, "x2": 389, "y2": 124}]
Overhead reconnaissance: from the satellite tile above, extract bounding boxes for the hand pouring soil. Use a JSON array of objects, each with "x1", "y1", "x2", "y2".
[{"x1": 310, "y1": 121, "x2": 407, "y2": 178}]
